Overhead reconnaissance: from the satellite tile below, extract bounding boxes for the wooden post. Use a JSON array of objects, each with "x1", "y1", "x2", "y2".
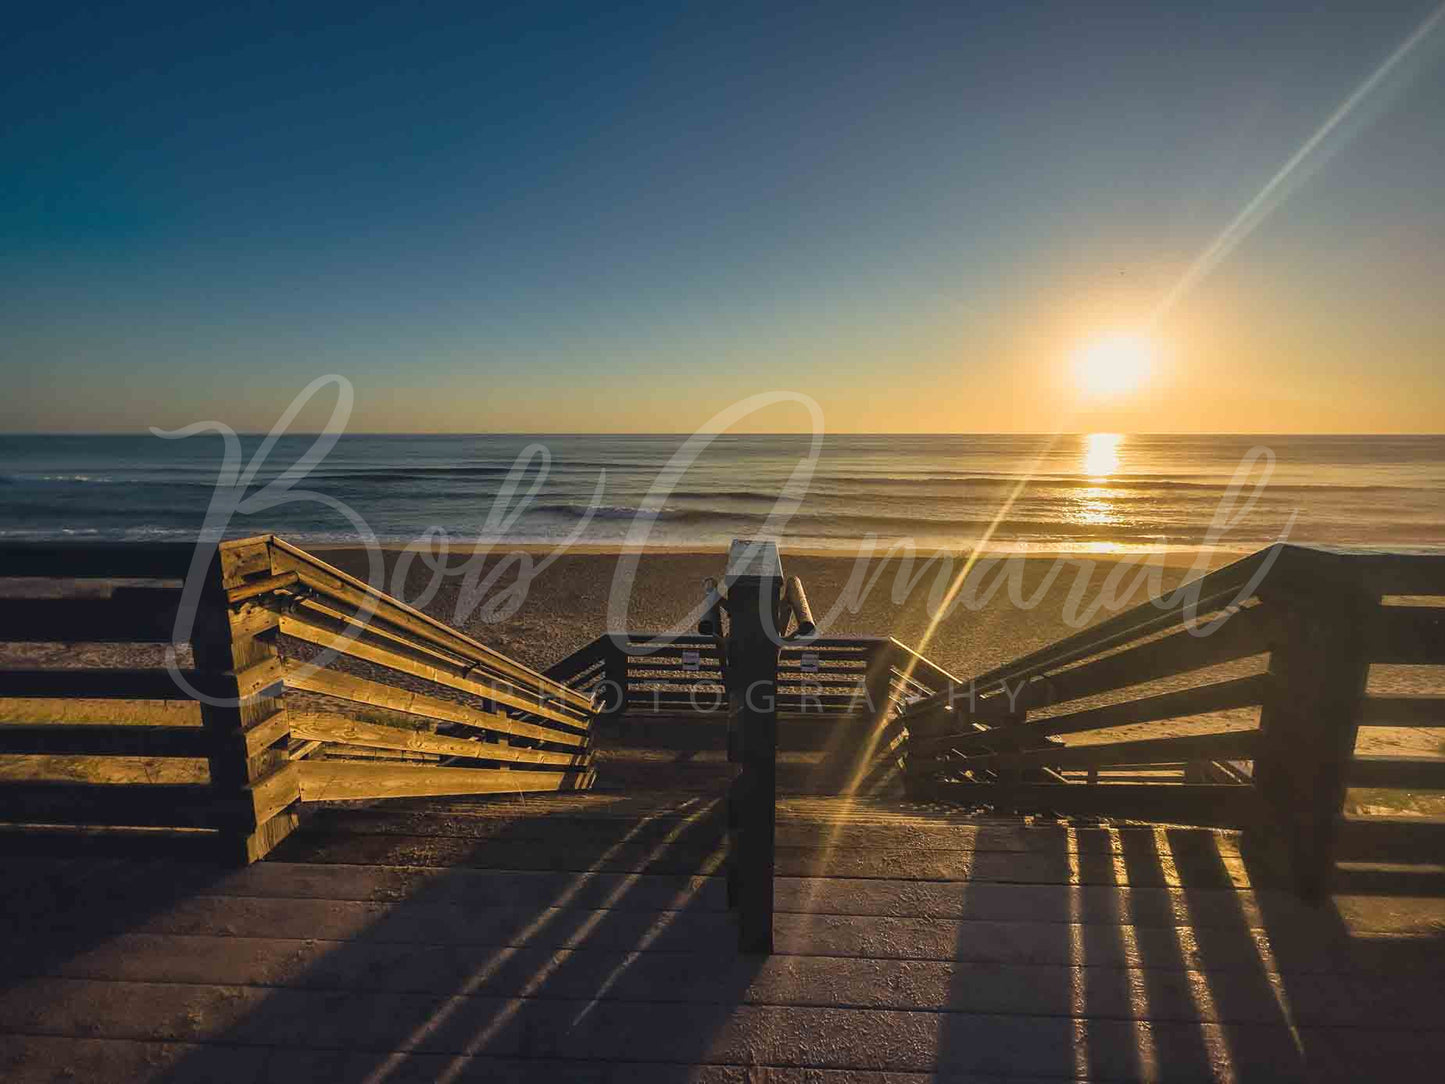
[
  {"x1": 1255, "y1": 555, "x2": 1374, "y2": 899},
  {"x1": 724, "y1": 540, "x2": 782, "y2": 954},
  {"x1": 189, "y1": 537, "x2": 300, "y2": 864},
  {"x1": 600, "y1": 634, "x2": 629, "y2": 720}
]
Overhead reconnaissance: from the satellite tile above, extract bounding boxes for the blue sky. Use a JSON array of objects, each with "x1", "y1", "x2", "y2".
[{"x1": 4, "y1": 1, "x2": 1443, "y2": 432}]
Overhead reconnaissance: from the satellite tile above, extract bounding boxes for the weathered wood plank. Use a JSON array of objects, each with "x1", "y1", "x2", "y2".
[
  {"x1": 1016, "y1": 602, "x2": 1277, "y2": 712},
  {"x1": 237, "y1": 708, "x2": 291, "y2": 759},
  {"x1": 23, "y1": 930, "x2": 1445, "y2": 1028},
  {"x1": 21, "y1": 874, "x2": 1434, "y2": 970},
  {"x1": 295, "y1": 761, "x2": 592, "y2": 802},
  {"x1": 910, "y1": 674, "x2": 1269, "y2": 757},
  {"x1": 2, "y1": 975, "x2": 1435, "y2": 1079},
  {"x1": 0, "y1": 752, "x2": 208, "y2": 784},
  {"x1": 0, "y1": 697, "x2": 202, "y2": 726},
  {"x1": 286, "y1": 594, "x2": 476, "y2": 672},
  {"x1": 285, "y1": 666, "x2": 586, "y2": 749},
  {"x1": 281, "y1": 617, "x2": 589, "y2": 732},
  {"x1": 1364, "y1": 605, "x2": 1445, "y2": 664},
  {"x1": 72, "y1": 853, "x2": 1429, "y2": 936},
  {"x1": 910, "y1": 780, "x2": 1266, "y2": 828},
  {"x1": 189, "y1": 547, "x2": 297, "y2": 863},
  {"x1": 1357, "y1": 695, "x2": 1445, "y2": 726},
  {"x1": 222, "y1": 570, "x2": 297, "y2": 604},
  {"x1": 217, "y1": 536, "x2": 274, "y2": 587},
  {"x1": 1354, "y1": 552, "x2": 1445, "y2": 595},
  {"x1": 230, "y1": 656, "x2": 285, "y2": 701},
  {"x1": 289, "y1": 712, "x2": 586, "y2": 768},
  {"x1": 923, "y1": 728, "x2": 1260, "y2": 773},
  {"x1": 1347, "y1": 754, "x2": 1445, "y2": 789},
  {"x1": 269, "y1": 536, "x2": 590, "y2": 711},
  {"x1": 1336, "y1": 814, "x2": 1445, "y2": 864},
  {"x1": 952, "y1": 549, "x2": 1281, "y2": 700},
  {"x1": 269, "y1": 825, "x2": 1271, "y2": 885}
]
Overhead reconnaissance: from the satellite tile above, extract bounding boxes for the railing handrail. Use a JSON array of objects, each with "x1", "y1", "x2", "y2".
[
  {"x1": 266, "y1": 536, "x2": 587, "y2": 711},
  {"x1": 941, "y1": 544, "x2": 1284, "y2": 705}
]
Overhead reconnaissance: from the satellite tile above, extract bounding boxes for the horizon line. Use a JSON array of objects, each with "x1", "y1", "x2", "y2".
[{"x1": 3, "y1": 430, "x2": 1444, "y2": 439}]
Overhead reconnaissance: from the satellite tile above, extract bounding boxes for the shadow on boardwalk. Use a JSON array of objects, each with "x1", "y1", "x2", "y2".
[{"x1": 3, "y1": 795, "x2": 1445, "y2": 1082}]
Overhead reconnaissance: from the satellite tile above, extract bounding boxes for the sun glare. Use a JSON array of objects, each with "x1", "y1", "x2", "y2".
[
  {"x1": 1082, "y1": 432, "x2": 1123, "y2": 477},
  {"x1": 1073, "y1": 331, "x2": 1153, "y2": 397}
]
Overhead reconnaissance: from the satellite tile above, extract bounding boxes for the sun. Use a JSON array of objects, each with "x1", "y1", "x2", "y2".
[{"x1": 1072, "y1": 331, "x2": 1153, "y2": 397}]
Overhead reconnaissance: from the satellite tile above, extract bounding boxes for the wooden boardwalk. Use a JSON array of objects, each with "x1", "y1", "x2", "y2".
[{"x1": 4, "y1": 783, "x2": 1445, "y2": 1082}]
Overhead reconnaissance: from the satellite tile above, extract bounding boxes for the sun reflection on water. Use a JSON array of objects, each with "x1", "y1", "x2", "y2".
[
  {"x1": 1074, "y1": 433, "x2": 1125, "y2": 533},
  {"x1": 1081, "y1": 432, "x2": 1123, "y2": 478}
]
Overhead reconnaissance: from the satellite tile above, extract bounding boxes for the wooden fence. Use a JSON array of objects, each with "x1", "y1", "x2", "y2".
[
  {"x1": 547, "y1": 632, "x2": 955, "y2": 723},
  {"x1": 0, "y1": 536, "x2": 596, "y2": 863},
  {"x1": 896, "y1": 543, "x2": 1445, "y2": 896}
]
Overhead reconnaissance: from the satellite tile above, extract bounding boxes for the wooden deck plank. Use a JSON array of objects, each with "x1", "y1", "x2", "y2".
[
  {"x1": 6, "y1": 852, "x2": 1439, "y2": 938},
  {"x1": 18, "y1": 930, "x2": 1445, "y2": 1028},
  {"x1": 3, "y1": 977, "x2": 1438, "y2": 1081},
  {"x1": 2, "y1": 786, "x2": 1443, "y2": 1084},
  {"x1": 13, "y1": 893, "x2": 1444, "y2": 975},
  {"x1": 0, "y1": 1036, "x2": 1039, "y2": 1084},
  {"x1": 268, "y1": 830, "x2": 1276, "y2": 888},
  {"x1": 292, "y1": 805, "x2": 1243, "y2": 855}
]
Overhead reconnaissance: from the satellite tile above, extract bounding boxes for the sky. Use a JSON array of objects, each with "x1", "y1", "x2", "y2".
[{"x1": 3, "y1": 1, "x2": 1444, "y2": 434}]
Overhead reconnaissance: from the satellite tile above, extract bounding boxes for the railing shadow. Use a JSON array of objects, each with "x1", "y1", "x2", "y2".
[
  {"x1": 84, "y1": 791, "x2": 763, "y2": 1080},
  {"x1": 928, "y1": 819, "x2": 1445, "y2": 1081}
]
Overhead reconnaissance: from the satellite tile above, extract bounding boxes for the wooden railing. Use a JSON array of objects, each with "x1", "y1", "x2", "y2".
[
  {"x1": 0, "y1": 536, "x2": 596, "y2": 863},
  {"x1": 547, "y1": 632, "x2": 953, "y2": 722},
  {"x1": 896, "y1": 543, "x2": 1445, "y2": 896},
  {"x1": 547, "y1": 538, "x2": 960, "y2": 953}
]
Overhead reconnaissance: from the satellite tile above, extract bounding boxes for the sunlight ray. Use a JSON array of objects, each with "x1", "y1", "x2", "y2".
[
  {"x1": 1151, "y1": 3, "x2": 1445, "y2": 325},
  {"x1": 786, "y1": 435, "x2": 1062, "y2": 922},
  {"x1": 1108, "y1": 826, "x2": 1160, "y2": 1079},
  {"x1": 1154, "y1": 826, "x2": 1238, "y2": 1081},
  {"x1": 1066, "y1": 827, "x2": 1091, "y2": 1080}
]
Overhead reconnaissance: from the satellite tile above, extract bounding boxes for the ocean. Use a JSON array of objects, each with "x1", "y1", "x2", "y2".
[{"x1": 1, "y1": 433, "x2": 1442, "y2": 554}]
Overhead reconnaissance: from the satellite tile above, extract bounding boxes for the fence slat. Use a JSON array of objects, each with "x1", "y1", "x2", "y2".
[
  {"x1": 284, "y1": 666, "x2": 587, "y2": 749},
  {"x1": 922, "y1": 728, "x2": 1259, "y2": 773},
  {"x1": 1364, "y1": 606, "x2": 1445, "y2": 664},
  {"x1": 289, "y1": 712, "x2": 588, "y2": 767},
  {"x1": 910, "y1": 674, "x2": 1270, "y2": 757},
  {"x1": 295, "y1": 760, "x2": 593, "y2": 801},
  {"x1": 1016, "y1": 602, "x2": 1277, "y2": 712},
  {"x1": 0, "y1": 698, "x2": 202, "y2": 726},
  {"x1": 1348, "y1": 755, "x2": 1445, "y2": 790},
  {"x1": 280, "y1": 616, "x2": 588, "y2": 732},
  {"x1": 269, "y1": 537, "x2": 590, "y2": 712},
  {"x1": 1357, "y1": 696, "x2": 1445, "y2": 727}
]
